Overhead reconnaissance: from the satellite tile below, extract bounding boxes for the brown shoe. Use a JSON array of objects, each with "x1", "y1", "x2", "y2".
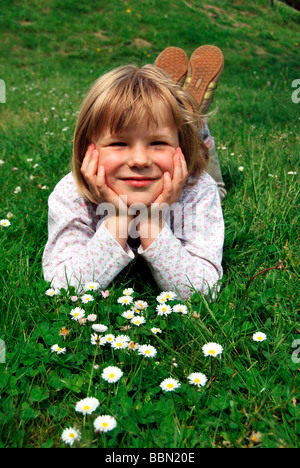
[
  {"x1": 154, "y1": 47, "x2": 189, "y2": 86},
  {"x1": 183, "y1": 45, "x2": 224, "y2": 114}
]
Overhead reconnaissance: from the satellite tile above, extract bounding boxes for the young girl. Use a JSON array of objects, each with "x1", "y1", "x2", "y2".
[{"x1": 42, "y1": 64, "x2": 224, "y2": 300}]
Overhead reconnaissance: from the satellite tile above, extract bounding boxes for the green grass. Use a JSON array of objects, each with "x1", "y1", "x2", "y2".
[{"x1": 0, "y1": 0, "x2": 299, "y2": 448}]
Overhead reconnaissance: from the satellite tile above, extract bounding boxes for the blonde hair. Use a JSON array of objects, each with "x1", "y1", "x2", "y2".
[{"x1": 72, "y1": 64, "x2": 208, "y2": 204}]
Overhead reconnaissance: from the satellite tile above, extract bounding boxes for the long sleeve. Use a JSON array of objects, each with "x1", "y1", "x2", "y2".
[
  {"x1": 42, "y1": 173, "x2": 134, "y2": 292},
  {"x1": 137, "y1": 172, "x2": 224, "y2": 300}
]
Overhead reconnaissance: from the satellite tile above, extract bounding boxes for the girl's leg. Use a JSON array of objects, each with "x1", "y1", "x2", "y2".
[
  {"x1": 200, "y1": 119, "x2": 226, "y2": 201},
  {"x1": 154, "y1": 47, "x2": 226, "y2": 200}
]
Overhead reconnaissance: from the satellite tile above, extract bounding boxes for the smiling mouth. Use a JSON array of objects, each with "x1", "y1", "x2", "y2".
[{"x1": 121, "y1": 178, "x2": 158, "y2": 187}]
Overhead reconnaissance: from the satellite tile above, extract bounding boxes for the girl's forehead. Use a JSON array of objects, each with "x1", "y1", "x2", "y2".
[{"x1": 100, "y1": 105, "x2": 177, "y2": 137}]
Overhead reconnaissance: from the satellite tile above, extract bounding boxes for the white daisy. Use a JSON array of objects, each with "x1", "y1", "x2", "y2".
[
  {"x1": 123, "y1": 288, "x2": 134, "y2": 296},
  {"x1": 90, "y1": 333, "x2": 106, "y2": 346},
  {"x1": 111, "y1": 335, "x2": 130, "y2": 350},
  {"x1": 253, "y1": 332, "x2": 267, "y2": 342},
  {"x1": 45, "y1": 288, "x2": 60, "y2": 296},
  {"x1": 51, "y1": 344, "x2": 66, "y2": 354},
  {"x1": 0, "y1": 219, "x2": 10, "y2": 227},
  {"x1": 172, "y1": 304, "x2": 188, "y2": 314},
  {"x1": 70, "y1": 307, "x2": 85, "y2": 321},
  {"x1": 94, "y1": 415, "x2": 117, "y2": 433},
  {"x1": 100, "y1": 290, "x2": 110, "y2": 298},
  {"x1": 161, "y1": 291, "x2": 177, "y2": 300},
  {"x1": 128, "y1": 341, "x2": 139, "y2": 350},
  {"x1": 131, "y1": 315, "x2": 146, "y2": 326},
  {"x1": 202, "y1": 342, "x2": 223, "y2": 357},
  {"x1": 75, "y1": 397, "x2": 99, "y2": 415},
  {"x1": 133, "y1": 300, "x2": 148, "y2": 310},
  {"x1": 117, "y1": 296, "x2": 133, "y2": 306},
  {"x1": 187, "y1": 372, "x2": 208, "y2": 387},
  {"x1": 156, "y1": 294, "x2": 168, "y2": 304},
  {"x1": 87, "y1": 314, "x2": 97, "y2": 322},
  {"x1": 104, "y1": 334, "x2": 115, "y2": 343},
  {"x1": 84, "y1": 282, "x2": 100, "y2": 291},
  {"x1": 61, "y1": 427, "x2": 81, "y2": 446},
  {"x1": 156, "y1": 304, "x2": 172, "y2": 316},
  {"x1": 101, "y1": 366, "x2": 123, "y2": 383},
  {"x1": 138, "y1": 344, "x2": 157, "y2": 358},
  {"x1": 160, "y1": 377, "x2": 181, "y2": 392},
  {"x1": 121, "y1": 310, "x2": 135, "y2": 319},
  {"x1": 92, "y1": 324, "x2": 108, "y2": 333},
  {"x1": 151, "y1": 327, "x2": 162, "y2": 334},
  {"x1": 81, "y1": 294, "x2": 94, "y2": 303}
]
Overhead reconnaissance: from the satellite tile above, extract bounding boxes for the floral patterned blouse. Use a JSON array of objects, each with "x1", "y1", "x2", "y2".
[{"x1": 42, "y1": 171, "x2": 224, "y2": 300}]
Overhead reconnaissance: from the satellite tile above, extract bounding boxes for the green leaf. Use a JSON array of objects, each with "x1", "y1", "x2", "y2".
[{"x1": 29, "y1": 387, "x2": 50, "y2": 402}]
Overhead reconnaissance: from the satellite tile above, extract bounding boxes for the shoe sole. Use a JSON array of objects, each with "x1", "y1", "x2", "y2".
[
  {"x1": 154, "y1": 47, "x2": 189, "y2": 85},
  {"x1": 184, "y1": 45, "x2": 224, "y2": 113}
]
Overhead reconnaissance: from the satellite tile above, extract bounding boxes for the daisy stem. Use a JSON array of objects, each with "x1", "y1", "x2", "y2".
[
  {"x1": 106, "y1": 298, "x2": 110, "y2": 327},
  {"x1": 171, "y1": 394, "x2": 180, "y2": 437},
  {"x1": 126, "y1": 357, "x2": 144, "y2": 392},
  {"x1": 102, "y1": 432, "x2": 107, "y2": 449},
  {"x1": 87, "y1": 343, "x2": 99, "y2": 397},
  {"x1": 210, "y1": 357, "x2": 214, "y2": 384},
  {"x1": 105, "y1": 388, "x2": 111, "y2": 412}
]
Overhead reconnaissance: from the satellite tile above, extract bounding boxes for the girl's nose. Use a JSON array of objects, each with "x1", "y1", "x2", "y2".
[{"x1": 127, "y1": 145, "x2": 151, "y2": 168}]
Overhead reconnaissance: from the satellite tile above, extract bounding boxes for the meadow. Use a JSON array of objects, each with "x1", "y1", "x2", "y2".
[{"x1": 0, "y1": 0, "x2": 299, "y2": 448}]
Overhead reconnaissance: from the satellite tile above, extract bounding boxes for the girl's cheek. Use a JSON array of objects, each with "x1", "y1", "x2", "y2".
[{"x1": 155, "y1": 149, "x2": 173, "y2": 171}]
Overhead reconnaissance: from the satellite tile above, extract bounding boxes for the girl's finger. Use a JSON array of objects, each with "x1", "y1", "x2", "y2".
[
  {"x1": 96, "y1": 164, "x2": 107, "y2": 190},
  {"x1": 81, "y1": 144, "x2": 95, "y2": 174},
  {"x1": 179, "y1": 150, "x2": 188, "y2": 181},
  {"x1": 172, "y1": 148, "x2": 185, "y2": 185},
  {"x1": 162, "y1": 171, "x2": 173, "y2": 198}
]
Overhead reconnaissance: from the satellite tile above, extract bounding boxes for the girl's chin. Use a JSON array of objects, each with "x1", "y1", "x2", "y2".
[{"x1": 126, "y1": 195, "x2": 158, "y2": 208}]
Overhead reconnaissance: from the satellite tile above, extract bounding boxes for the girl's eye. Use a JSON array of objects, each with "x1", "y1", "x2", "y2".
[
  {"x1": 151, "y1": 141, "x2": 168, "y2": 146},
  {"x1": 109, "y1": 142, "x2": 126, "y2": 147}
]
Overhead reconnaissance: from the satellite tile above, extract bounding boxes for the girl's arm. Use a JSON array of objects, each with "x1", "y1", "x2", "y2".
[
  {"x1": 42, "y1": 174, "x2": 134, "y2": 293},
  {"x1": 137, "y1": 175, "x2": 224, "y2": 300}
]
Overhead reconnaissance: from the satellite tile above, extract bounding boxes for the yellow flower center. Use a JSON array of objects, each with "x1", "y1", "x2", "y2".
[
  {"x1": 74, "y1": 312, "x2": 79, "y2": 316},
  {"x1": 258, "y1": 336, "x2": 262, "y2": 340},
  {"x1": 83, "y1": 405, "x2": 90, "y2": 411},
  {"x1": 145, "y1": 350, "x2": 150, "y2": 354},
  {"x1": 167, "y1": 383, "x2": 174, "y2": 388},
  {"x1": 102, "y1": 422, "x2": 108, "y2": 427},
  {"x1": 69, "y1": 433, "x2": 75, "y2": 438},
  {"x1": 195, "y1": 378, "x2": 200, "y2": 383},
  {"x1": 209, "y1": 349, "x2": 216, "y2": 355},
  {"x1": 57, "y1": 347, "x2": 61, "y2": 351},
  {"x1": 109, "y1": 373, "x2": 115, "y2": 378},
  {"x1": 116, "y1": 342, "x2": 122, "y2": 347}
]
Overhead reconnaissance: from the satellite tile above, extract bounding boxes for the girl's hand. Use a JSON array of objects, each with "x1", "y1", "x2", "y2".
[
  {"x1": 136, "y1": 148, "x2": 188, "y2": 249},
  {"x1": 152, "y1": 147, "x2": 188, "y2": 207},
  {"x1": 81, "y1": 144, "x2": 133, "y2": 247},
  {"x1": 81, "y1": 144, "x2": 126, "y2": 213}
]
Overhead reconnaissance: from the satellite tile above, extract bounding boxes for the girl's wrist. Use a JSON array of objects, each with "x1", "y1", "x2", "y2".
[
  {"x1": 105, "y1": 214, "x2": 135, "y2": 248},
  {"x1": 136, "y1": 210, "x2": 163, "y2": 248}
]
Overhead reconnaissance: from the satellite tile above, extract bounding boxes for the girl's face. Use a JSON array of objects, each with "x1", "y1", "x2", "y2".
[{"x1": 95, "y1": 114, "x2": 179, "y2": 207}]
